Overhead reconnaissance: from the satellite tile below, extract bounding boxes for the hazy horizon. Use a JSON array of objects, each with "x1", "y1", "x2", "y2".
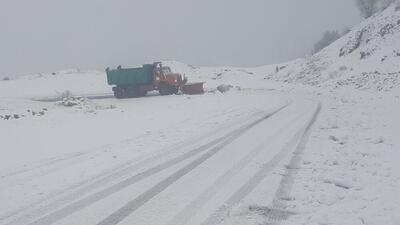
[{"x1": 0, "y1": 0, "x2": 361, "y2": 77}]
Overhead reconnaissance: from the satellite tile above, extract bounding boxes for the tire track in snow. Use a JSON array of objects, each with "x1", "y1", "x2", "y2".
[
  {"x1": 201, "y1": 103, "x2": 321, "y2": 225},
  {"x1": 26, "y1": 104, "x2": 289, "y2": 225},
  {"x1": 96, "y1": 104, "x2": 288, "y2": 225},
  {"x1": 23, "y1": 135, "x2": 230, "y2": 225},
  {"x1": 264, "y1": 103, "x2": 322, "y2": 224},
  {"x1": 2, "y1": 108, "x2": 268, "y2": 224},
  {"x1": 0, "y1": 104, "x2": 253, "y2": 182},
  {"x1": 166, "y1": 109, "x2": 309, "y2": 225}
]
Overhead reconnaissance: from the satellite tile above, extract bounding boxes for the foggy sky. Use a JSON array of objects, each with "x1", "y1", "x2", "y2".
[{"x1": 0, "y1": 0, "x2": 361, "y2": 77}]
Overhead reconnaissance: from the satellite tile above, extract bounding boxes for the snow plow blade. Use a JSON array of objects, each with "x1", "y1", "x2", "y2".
[{"x1": 181, "y1": 82, "x2": 205, "y2": 95}]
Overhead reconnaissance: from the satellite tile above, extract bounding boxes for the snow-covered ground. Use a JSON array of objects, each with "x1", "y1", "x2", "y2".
[
  {"x1": 284, "y1": 88, "x2": 400, "y2": 225},
  {"x1": 1, "y1": 63, "x2": 398, "y2": 225},
  {"x1": 168, "y1": 61, "x2": 400, "y2": 225},
  {"x1": 1, "y1": 3, "x2": 400, "y2": 225},
  {"x1": 0, "y1": 69, "x2": 318, "y2": 225}
]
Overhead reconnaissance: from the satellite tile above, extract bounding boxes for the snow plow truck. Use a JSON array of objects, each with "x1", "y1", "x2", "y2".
[{"x1": 106, "y1": 62, "x2": 191, "y2": 99}]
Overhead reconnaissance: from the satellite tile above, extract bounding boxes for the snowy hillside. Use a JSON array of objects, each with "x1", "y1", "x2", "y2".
[{"x1": 270, "y1": 3, "x2": 400, "y2": 91}]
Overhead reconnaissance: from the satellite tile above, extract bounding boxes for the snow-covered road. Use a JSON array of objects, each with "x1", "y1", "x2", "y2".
[
  {"x1": 2, "y1": 59, "x2": 399, "y2": 225},
  {"x1": 0, "y1": 90, "x2": 321, "y2": 225}
]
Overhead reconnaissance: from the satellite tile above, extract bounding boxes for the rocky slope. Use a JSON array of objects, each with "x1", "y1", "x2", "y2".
[{"x1": 270, "y1": 3, "x2": 400, "y2": 92}]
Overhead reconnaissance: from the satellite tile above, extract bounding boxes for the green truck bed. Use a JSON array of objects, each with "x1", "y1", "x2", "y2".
[{"x1": 106, "y1": 64, "x2": 155, "y2": 86}]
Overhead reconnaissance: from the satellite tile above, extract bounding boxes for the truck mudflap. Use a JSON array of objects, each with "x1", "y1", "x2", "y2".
[{"x1": 182, "y1": 82, "x2": 205, "y2": 95}]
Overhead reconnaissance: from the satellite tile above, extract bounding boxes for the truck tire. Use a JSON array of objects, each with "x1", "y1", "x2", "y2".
[
  {"x1": 158, "y1": 83, "x2": 171, "y2": 96},
  {"x1": 114, "y1": 87, "x2": 125, "y2": 99},
  {"x1": 170, "y1": 86, "x2": 179, "y2": 95}
]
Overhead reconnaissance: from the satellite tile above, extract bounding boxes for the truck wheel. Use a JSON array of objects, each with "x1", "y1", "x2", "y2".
[
  {"x1": 170, "y1": 86, "x2": 179, "y2": 95},
  {"x1": 158, "y1": 83, "x2": 171, "y2": 96},
  {"x1": 114, "y1": 87, "x2": 125, "y2": 99}
]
